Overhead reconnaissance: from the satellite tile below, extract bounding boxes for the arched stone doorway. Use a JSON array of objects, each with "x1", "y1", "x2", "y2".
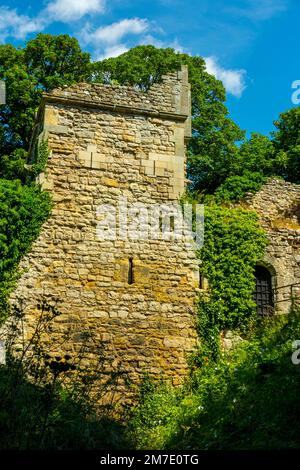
[{"x1": 254, "y1": 265, "x2": 274, "y2": 316}]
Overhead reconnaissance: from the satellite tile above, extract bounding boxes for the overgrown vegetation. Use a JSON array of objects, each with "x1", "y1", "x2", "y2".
[
  {"x1": 1, "y1": 36, "x2": 298, "y2": 197},
  {"x1": 214, "y1": 172, "x2": 267, "y2": 203},
  {"x1": 128, "y1": 310, "x2": 300, "y2": 450},
  {"x1": 195, "y1": 205, "x2": 268, "y2": 363},
  {"x1": 0, "y1": 301, "x2": 128, "y2": 449},
  {"x1": 0, "y1": 34, "x2": 299, "y2": 450},
  {"x1": 2, "y1": 304, "x2": 300, "y2": 450},
  {"x1": 0, "y1": 178, "x2": 51, "y2": 319}
]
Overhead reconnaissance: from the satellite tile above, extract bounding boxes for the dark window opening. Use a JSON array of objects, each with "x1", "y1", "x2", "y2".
[
  {"x1": 170, "y1": 215, "x2": 175, "y2": 231},
  {"x1": 254, "y1": 266, "x2": 274, "y2": 316},
  {"x1": 199, "y1": 272, "x2": 204, "y2": 289},
  {"x1": 128, "y1": 258, "x2": 134, "y2": 285}
]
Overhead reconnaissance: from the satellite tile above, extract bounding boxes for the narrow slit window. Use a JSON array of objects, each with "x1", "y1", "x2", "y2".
[
  {"x1": 170, "y1": 215, "x2": 175, "y2": 231},
  {"x1": 128, "y1": 258, "x2": 134, "y2": 285},
  {"x1": 199, "y1": 272, "x2": 204, "y2": 289}
]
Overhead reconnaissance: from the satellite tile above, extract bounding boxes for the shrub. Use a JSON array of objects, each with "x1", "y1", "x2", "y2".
[
  {"x1": 128, "y1": 310, "x2": 300, "y2": 450},
  {"x1": 0, "y1": 179, "x2": 51, "y2": 320},
  {"x1": 0, "y1": 301, "x2": 128, "y2": 450},
  {"x1": 214, "y1": 172, "x2": 266, "y2": 203},
  {"x1": 195, "y1": 205, "x2": 267, "y2": 363}
]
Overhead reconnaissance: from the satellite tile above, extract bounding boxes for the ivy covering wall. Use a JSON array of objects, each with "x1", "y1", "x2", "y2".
[
  {"x1": 0, "y1": 143, "x2": 51, "y2": 321},
  {"x1": 196, "y1": 205, "x2": 268, "y2": 362}
]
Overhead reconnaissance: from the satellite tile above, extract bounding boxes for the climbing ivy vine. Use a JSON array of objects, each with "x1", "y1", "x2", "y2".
[
  {"x1": 0, "y1": 178, "x2": 51, "y2": 321},
  {"x1": 31, "y1": 140, "x2": 50, "y2": 177},
  {"x1": 195, "y1": 205, "x2": 268, "y2": 363}
]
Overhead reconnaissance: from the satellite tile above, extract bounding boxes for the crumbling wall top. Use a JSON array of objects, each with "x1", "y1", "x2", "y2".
[
  {"x1": 246, "y1": 179, "x2": 300, "y2": 223},
  {"x1": 42, "y1": 65, "x2": 191, "y2": 132}
]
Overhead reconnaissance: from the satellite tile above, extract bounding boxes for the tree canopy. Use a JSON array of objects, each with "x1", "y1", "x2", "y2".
[
  {"x1": 93, "y1": 45, "x2": 245, "y2": 194},
  {"x1": 0, "y1": 34, "x2": 91, "y2": 155},
  {"x1": 0, "y1": 33, "x2": 299, "y2": 326},
  {"x1": 0, "y1": 33, "x2": 300, "y2": 454},
  {"x1": 0, "y1": 35, "x2": 298, "y2": 193}
]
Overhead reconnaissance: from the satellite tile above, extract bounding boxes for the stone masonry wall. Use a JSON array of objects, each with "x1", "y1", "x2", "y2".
[
  {"x1": 246, "y1": 179, "x2": 300, "y2": 312},
  {"x1": 11, "y1": 66, "x2": 199, "y2": 402}
]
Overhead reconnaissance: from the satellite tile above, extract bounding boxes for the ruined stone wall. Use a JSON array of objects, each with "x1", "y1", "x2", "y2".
[
  {"x1": 11, "y1": 67, "x2": 199, "y2": 401},
  {"x1": 247, "y1": 179, "x2": 300, "y2": 312}
]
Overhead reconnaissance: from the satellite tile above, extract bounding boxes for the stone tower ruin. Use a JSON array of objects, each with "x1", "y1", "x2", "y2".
[{"x1": 11, "y1": 66, "x2": 199, "y2": 399}]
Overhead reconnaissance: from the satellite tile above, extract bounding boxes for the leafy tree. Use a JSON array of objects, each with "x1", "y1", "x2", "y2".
[
  {"x1": 24, "y1": 34, "x2": 91, "y2": 92},
  {"x1": 235, "y1": 133, "x2": 276, "y2": 175},
  {"x1": 0, "y1": 58, "x2": 39, "y2": 153},
  {"x1": 272, "y1": 107, "x2": 300, "y2": 182},
  {"x1": 92, "y1": 45, "x2": 245, "y2": 194},
  {"x1": 273, "y1": 107, "x2": 300, "y2": 152},
  {"x1": 214, "y1": 172, "x2": 267, "y2": 203},
  {"x1": 0, "y1": 180, "x2": 51, "y2": 316},
  {"x1": 196, "y1": 205, "x2": 267, "y2": 360},
  {"x1": 0, "y1": 34, "x2": 91, "y2": 154},
  {"x1": 92, "y1": 45, "x2": 182, "y2": 90}
]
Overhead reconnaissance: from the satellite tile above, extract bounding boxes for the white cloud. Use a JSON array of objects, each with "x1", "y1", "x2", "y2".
[
  {"x1": 140, "y1": 34, "x2": 184, "y2": 53},
  {"x1": 94, "y1": 35, "x2": 185, "y2": 62},
  {"x1": 88, "y1": 18, "x2": 149, "y2": 45},
  {"x1": 81, "y1": 18, "x2": 150, "y2": 61},
  {"x1": 0, "y1": 6, "x2": 45, "y2": 41},
  {"x1": 45, "y1": 0, "x2": 106, "y2": 23},
  {"x1": 204, "y1": 56, "x2": 246, "y2": 98},
  {"x1": 0, "y1": 0, "x2": 106, "y2": 42},
  {"x1": 227, "y1": 0, "x2": 287, "y2": 21},
  {"x1": 96, "y1": 43, "x2": 128, "y2": 60}
]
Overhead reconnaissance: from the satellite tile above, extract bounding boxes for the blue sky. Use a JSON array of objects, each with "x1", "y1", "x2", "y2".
[{"x1": 0, "y1": 0, "x2": 299, "y2": 137}]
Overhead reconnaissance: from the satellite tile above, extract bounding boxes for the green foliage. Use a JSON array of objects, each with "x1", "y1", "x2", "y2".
[
  {"x1": 0, "y1": 180, "x2": 51, "y2": 318},
  {"x1": 0, "y1": 34, "x2": 90, "y2": 154},
  {"x1": 214, "y1": 172, "x2": 267, "y2": 203},
  {"x1": 272, "y1": 107, "x2": 300, "y2": 182},
  {"x1": 195, "y1": 132, "x2": 283, "y2": 202},
  {"x1": 273, "y1": 107, "x2": 300, "y2": 152},
  {"x1": 194, "y1": 205, "x2": 267, "y2": 363},
  {"x1": 0, "y1": 364, "x2": 125, "y2": 450},
  {"x1": 92, "y1": 45, "x2": 182, "y2": 91},
  {"x1": 0, "y1": 58, "x2": 39, "y2": 153},
  {"x1": 0, "y1": 148, "x2": 28, "y2": 182},
  {"x1": 31, "y1": 140, "x2": 50, "y2": 177},
  {"x1": 0, "y1": 302, "x2": 128, "y2": 450},
  {"x1": 24, "y1": 34, "x2": 91, "y2": 92},
  {"x1": 92, "y1": 45, "x2": 245, "y2": 194},
  {"x1": 200, "y1": 205, "x2": 267, "y2": 329},
  {"x1": 188, "y1": 120, "x2": 244, "y2": 194},
  {"x1": 235, "y1": 133, "x2": 277, "y2": 175},
  {"x1": 128, "y1": 310, "x2": 300, "y2": 450}
]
